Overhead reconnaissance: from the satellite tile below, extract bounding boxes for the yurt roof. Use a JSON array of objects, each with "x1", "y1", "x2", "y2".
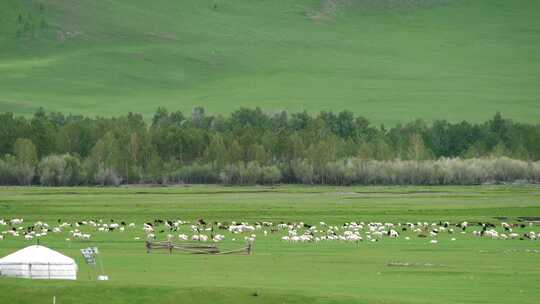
[{"x1": 0, "y1": 245, "x2": 75, "y2": 265}]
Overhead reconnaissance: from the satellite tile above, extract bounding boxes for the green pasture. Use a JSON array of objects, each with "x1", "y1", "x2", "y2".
[
  {"x1": 1, "y1": 0, "x2": 540, "y2": 124},
  {"x1": 0, "y1": 185, "x2": 539, "y2": 303}
]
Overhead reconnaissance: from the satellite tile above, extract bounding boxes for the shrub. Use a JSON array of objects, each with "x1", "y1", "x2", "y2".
[{"x1": 38, "y1": 154, "x2": 84, "y2": 186}]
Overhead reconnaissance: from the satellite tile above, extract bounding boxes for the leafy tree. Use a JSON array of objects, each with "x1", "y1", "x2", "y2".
[
  {"x1": 145, "y1": 150, "x2": 164, "y2": 183},
  {"x1": 204, "y1": 134, "x2": 227, "y2": 168},
  {"x1": 0, "y1": 155, "x2": 34, "y2": 185},
  {"x1": 261, "y1": 165, "x2": 282, "y2": 184},
  {"x1": 223, "y1": 139, "x2": 241, "y2": 164},
  {"x1": 191, "y1": 107, "x2": 207, "y2": 129},
  {"x1": 30, "y1": 108, "x2": 57, "y2": 157},
  {"x1": 0, "y1": 113, "x2": 31, "y2": 156},
  {"x1": 1, "y1": 108, "x2": 540, "y2": 186},
  {"x1": 406, "y1": 133, "x2": 432, "y2": 160},
  {"x1": 13, "y1": 138, "x2": 38, "y2": 167}
]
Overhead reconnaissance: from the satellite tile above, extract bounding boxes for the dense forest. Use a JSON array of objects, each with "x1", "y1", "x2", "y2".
[{"x1": 1, "y1": 108, "x2": 539, "y2": 186}]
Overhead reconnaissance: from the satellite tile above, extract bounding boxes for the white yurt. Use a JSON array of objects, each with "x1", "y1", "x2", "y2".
[{"x1": 0, "y1": 245, "x2": 77, "y2": 280}]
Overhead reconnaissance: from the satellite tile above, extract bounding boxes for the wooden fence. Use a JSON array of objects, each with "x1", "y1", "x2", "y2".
[{"x1": 145, "y1": 241, "x2": 252, "y2": 255}]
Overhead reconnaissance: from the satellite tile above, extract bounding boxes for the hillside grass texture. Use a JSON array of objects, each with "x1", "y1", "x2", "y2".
[{"x1": 0, "y1": 0, "x2": 539, "y2": 124}]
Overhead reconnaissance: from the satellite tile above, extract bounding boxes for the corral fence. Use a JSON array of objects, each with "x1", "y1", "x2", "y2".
[{"x1": 145, "y1": 241, "x2": 252, "y2": 255}]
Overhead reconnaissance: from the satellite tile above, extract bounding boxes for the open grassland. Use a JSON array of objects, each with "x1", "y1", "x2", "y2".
[
  {"x1": 1, "y1": 0, "x2": 540, "y2": 124},
  {"x1": 0, "y1": 185, "x2": 539, "y2": 303}
]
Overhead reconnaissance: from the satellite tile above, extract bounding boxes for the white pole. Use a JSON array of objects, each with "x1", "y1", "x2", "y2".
[
  {"x1": 98, "y1": 255, "x2": 105, "y2": 276},
  {"x1": 53, "y1": 296, "x2": 56, "y2": 304}
]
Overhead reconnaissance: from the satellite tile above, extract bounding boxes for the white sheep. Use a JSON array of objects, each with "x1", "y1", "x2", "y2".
[
  {"x1": 213, "y1": 234, "x2": 225, "y2": 242},
  {"x1": 10, "y1": 219, "x2": 23, "y2": 225}
]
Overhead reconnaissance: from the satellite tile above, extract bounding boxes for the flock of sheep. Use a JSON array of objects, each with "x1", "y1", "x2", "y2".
[{"x1": 0, "y1": 217, "x2": 538, "y2": 246}]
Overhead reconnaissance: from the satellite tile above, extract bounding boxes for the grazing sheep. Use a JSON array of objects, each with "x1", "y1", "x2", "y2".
[
  {"x1": 524, "y1": 232, "x2": 537, "y2": 240},
  {"x1": 192, "y1": 234, "x2": 208, "y2": 242},
  {"x1": 388, "y1": 229, "x2": 399, "y2": 238},
  {"x1": 509, "y1": 233, "x2": 519, "y2": 239},
  {"x1": 502, "y1": 222, "x2": 512, "y2": 232},
  {"x1": 213, "y1": 234, "x2": 225, "y2": 242},
  {"x1": 143, "y1": 224, "x2": 154, "y2": 233},
  {"x1": 197, "y1": 218, "x2": 207, "y2": 226},
  {"x1": 10, "y1": 219, "x2": 23, "y2": 225}
]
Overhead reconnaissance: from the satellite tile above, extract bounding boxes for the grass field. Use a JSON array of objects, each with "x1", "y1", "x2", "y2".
[
  {"x1": 1, "y1": 0, "x2": 540, "y2": 124},
  {"x1": 0, "y1": 185, "x2": 539, "y2": 303}
]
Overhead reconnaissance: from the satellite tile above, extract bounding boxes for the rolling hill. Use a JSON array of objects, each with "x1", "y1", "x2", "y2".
[{"x1": 0, "y1": 0, "x2": 539, "y2": 124}]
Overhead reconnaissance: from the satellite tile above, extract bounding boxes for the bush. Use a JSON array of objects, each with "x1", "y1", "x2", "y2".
[
  {"x1": 38, "y1": 154, "x2": 84, "y2": 186},
  {"x1": 0, "y1": 155, "x2": 35, "y2": 185},
  {"x1": 170, "y1": 163, "x2": 218, "y2": 184},
  {"x1": 244, "y1": 162, "x2": 262, "y2": 185},
  {"x1": 261, "y1": 165, "x2": 282, "y2": 184},
  {"x1": 219, "y1": 163, "x2": 244, "y2": 185},
  {"x1": 94, "y1": 167, "x2": 122, "y2": 186},
  {"x1": 291, "y1": 159, "x2": 314, "y2": 184}
]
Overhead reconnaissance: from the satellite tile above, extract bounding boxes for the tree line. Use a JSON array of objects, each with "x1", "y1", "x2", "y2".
[{"x1": 0, "y1": 108, "x2": 539, "y2": 186}]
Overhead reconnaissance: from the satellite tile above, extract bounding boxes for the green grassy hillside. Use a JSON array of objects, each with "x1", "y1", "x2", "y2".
[{"x1": 0, "y1": 0, "x2": 539, "y2": 124}]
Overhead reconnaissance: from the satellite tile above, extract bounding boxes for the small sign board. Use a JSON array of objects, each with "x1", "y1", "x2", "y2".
[{"x1": 81, "y1": 247, "x2": 98, "y2": 265}]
